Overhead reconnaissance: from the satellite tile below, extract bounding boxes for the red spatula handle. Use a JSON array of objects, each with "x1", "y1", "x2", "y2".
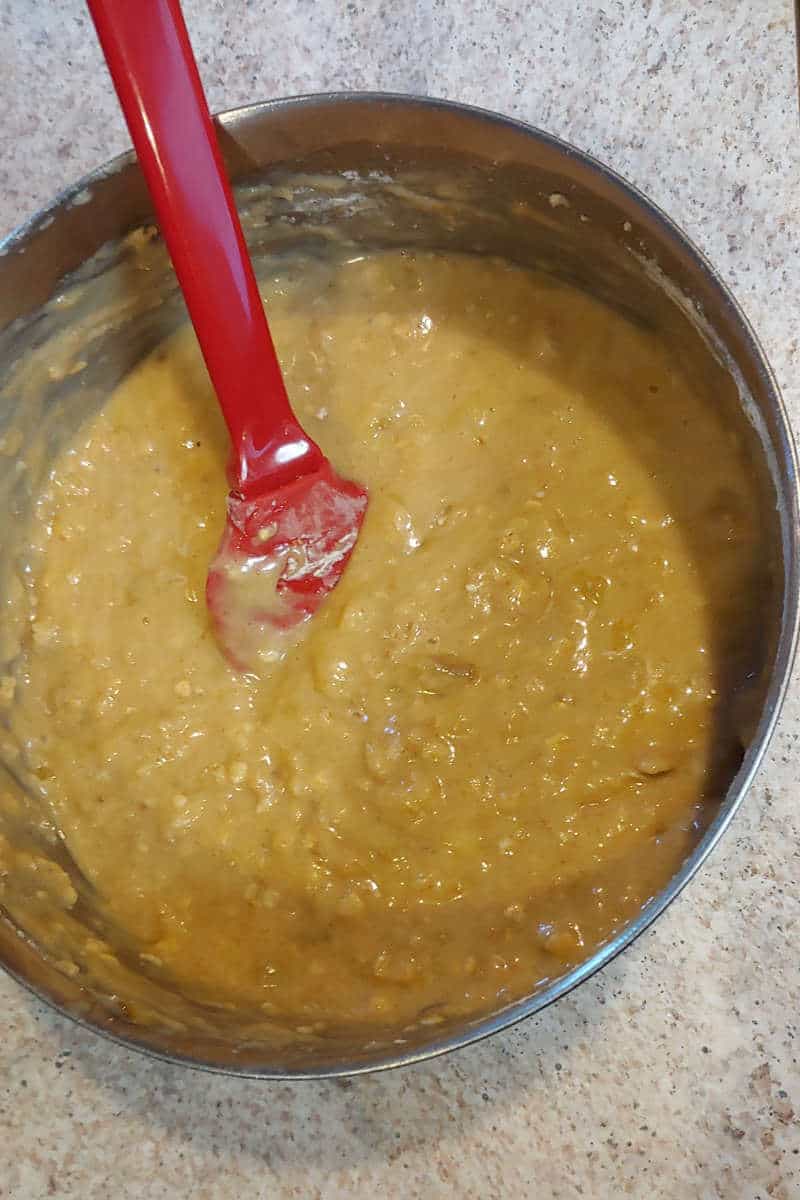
[{"x1": 87, "y1": 0, "x2": 324, "y2": 497}]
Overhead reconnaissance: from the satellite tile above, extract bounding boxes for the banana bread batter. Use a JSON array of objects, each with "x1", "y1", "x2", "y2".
[{"x1": 7, "y1": 249, "x2": 766, "y2": 1031}]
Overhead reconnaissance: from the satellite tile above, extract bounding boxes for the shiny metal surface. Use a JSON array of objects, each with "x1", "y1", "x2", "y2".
[{"x1": 0, "y1": 93, "x2": 797, "y2": 1078}]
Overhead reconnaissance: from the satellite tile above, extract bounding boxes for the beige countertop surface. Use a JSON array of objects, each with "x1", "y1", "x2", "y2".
[{"x1": 1, "y1": 1, "x2": 799, "y2": 1196}]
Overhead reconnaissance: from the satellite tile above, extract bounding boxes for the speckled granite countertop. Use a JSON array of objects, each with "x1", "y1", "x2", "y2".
[{"x1": 1, "y1": 2, "x2": 798, "y2": 1197}]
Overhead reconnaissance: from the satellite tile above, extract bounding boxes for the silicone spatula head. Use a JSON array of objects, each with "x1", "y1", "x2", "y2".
[{"x1": 207, "y1": 465, "x2": 368, "y2": 672}]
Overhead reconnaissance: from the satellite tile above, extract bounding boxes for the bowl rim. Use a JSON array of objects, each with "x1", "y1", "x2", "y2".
[{"x1": 1, "y1": 89, "x2": 798, "y2": 1079}]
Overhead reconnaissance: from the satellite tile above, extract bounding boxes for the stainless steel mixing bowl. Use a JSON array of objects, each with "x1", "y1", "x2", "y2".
[{"x1": 0, "y1": 93, "x2": 796, "y2": 1078}]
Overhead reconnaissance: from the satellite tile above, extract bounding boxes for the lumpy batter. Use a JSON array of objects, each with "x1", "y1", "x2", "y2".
[{"x1": 8, "y1": 250, "x2": 766, "y2": 1032}]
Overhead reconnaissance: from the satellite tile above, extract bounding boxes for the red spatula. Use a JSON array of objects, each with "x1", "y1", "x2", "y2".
[{"x1": 87, "y1": 0, "x2": 368, "y2": 672}]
